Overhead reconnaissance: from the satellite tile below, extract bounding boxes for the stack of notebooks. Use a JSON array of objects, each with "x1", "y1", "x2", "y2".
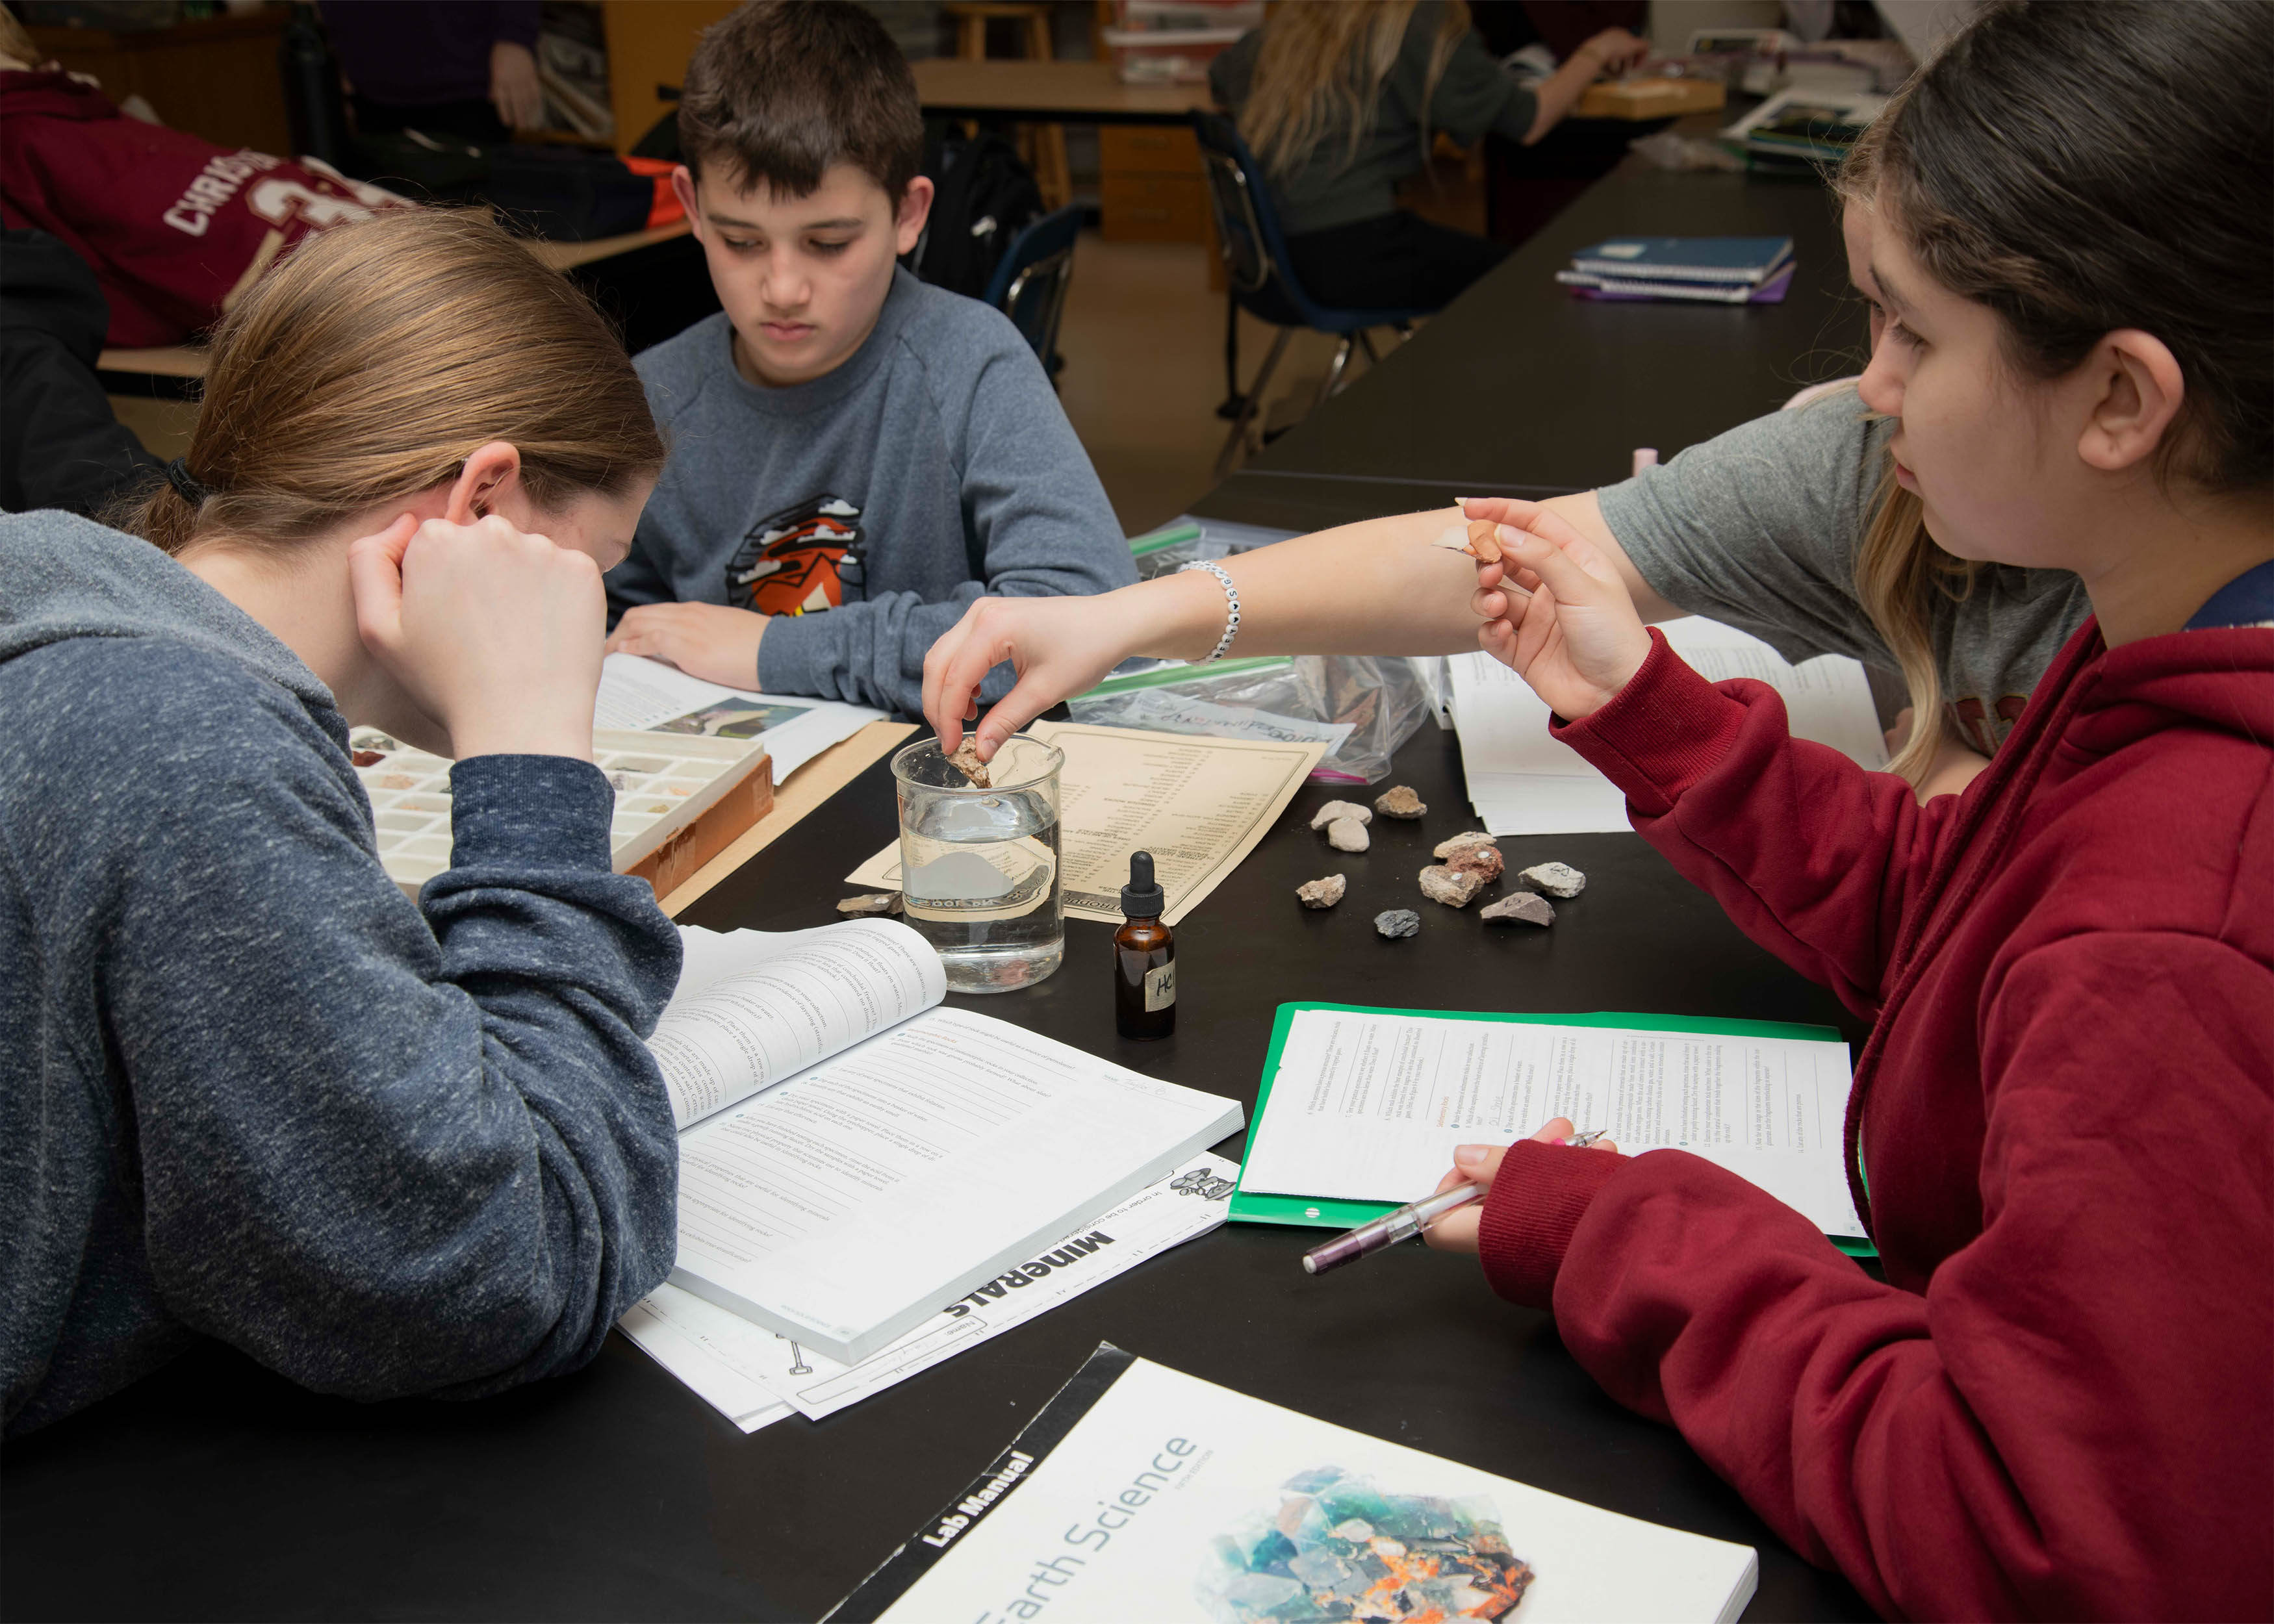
[{"x1": 1557, "y1": 235, "x2": 1795, "y2": 304}]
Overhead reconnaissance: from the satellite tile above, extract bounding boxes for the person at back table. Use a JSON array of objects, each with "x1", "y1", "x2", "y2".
[
  {"x1": 924, "y1": 3, "x2": 2273, "y2": 1612},
  {"x1": 1, "y1": 210, "x2": 683, "y2": 1436},
  {"x1": 1209, "y1": 0, "x2": 1646, "y2": 313},
  {"x1": 602, "y1": 0, "x2": 1134, "y2": 718}
]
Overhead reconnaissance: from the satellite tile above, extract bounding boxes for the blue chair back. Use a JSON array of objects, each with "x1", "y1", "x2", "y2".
[
  {"x1": 983, "y1": 205, "x2": 1083, "y2": 366},
  {"x1": 1189, "y1": 110, "x2": 1430, "y2": 334}
]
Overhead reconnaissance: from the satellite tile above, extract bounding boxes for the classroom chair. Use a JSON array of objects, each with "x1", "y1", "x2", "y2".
[
  {"x1": 984, "y1": 204, "x2": 1082, "y2": 382},
  {"x1": 1191, "y1": 110, "x2": 1431, "y2": 477}
]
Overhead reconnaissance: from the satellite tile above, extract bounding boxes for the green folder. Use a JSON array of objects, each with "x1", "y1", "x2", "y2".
[{"x1": 1230, "y1": 1002, "x2": 1877, "y2": 1258}]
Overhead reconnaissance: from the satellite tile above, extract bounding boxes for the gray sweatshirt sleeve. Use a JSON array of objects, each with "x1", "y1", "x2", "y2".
[
  {"x1": 64, "y1": 644, "x2": 682, "y2": 1402},
  {"x1": 756, "y1": 330, "x2": 1137, "y2": 716}
]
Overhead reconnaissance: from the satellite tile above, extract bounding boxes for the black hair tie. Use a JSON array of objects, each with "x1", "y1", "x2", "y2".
[{"x1": 164, "y1": 458, "x2": 211, "y2": 505}]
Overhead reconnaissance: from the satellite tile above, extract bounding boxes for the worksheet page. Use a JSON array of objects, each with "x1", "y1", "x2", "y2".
[
  {"x1": 670, "y1": 1007, "x2": 1244, "y2": 1362},
  {"x1": 650, "y1": 919, "x2": 945, "y2": 1129},
  {"x1": 1241, "y1": 1008, "x2": 1863, "y2": 1237},
  {"x1": 594, "y1": 653, "x2": 882, "y2": 780}
]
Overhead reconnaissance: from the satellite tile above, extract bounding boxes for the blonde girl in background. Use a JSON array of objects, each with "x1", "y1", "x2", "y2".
[{"x1": 1208, "y1": 1, "x2": 1647, "y2": 312}]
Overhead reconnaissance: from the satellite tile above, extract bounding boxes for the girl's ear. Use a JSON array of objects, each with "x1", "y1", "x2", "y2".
[
  {"x1": 2080, "y1": 330, "x2": 2186, "y2": 474},
  {"x1": 446, "y1": 442, "x2": 525, "y2": 524}
]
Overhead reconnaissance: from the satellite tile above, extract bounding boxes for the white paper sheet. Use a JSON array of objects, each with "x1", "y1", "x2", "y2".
[
  {"x1": 669, "y1": 1006, "x2": 1244, "y2": 1363},
  {"x1": 594, "y1": 653, "x2": 882, "y2": 781},
  {"x1": 1449, "y1": 618, "x2": 1889, "y2": 836},
  {"x1": 651, "y1": 919, "x2": 946, "y2": 1130},
  {"x1": 621, "y1": 1153, "x2": 1238, "y2": 1425},
  {"x1": 1241, "y1": 1008, "x2": 1863, "y2": 1238}
]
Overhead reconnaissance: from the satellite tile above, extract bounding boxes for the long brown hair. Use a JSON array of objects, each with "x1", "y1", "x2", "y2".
[
  {"x1": 126, "y1": 209, "x2": 665, "y2": 557},
  {"x1": 1239, "y1": 0, "x2": 1470, "y2": 179},
  {"x1": 1836, "y1": 0, "x2": 2271, "y2": 781}
]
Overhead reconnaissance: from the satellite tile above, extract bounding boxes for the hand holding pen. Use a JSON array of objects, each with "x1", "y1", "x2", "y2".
[{"x1": 1302, "y1": 1118, "x2": 1620, "y2": 1275}]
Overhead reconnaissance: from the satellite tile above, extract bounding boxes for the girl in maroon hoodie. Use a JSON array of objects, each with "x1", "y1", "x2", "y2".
[
  {"x1": 1424, "y1": 3, "x2": 2272, "y2": 1616},
  {"x1": 918, "y1": 3, "x2": 2270, "y2": 1614}
]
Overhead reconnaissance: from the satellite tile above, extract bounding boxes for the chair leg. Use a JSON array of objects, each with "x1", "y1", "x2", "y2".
[
  {"x1": 1216, "y1": 326, "x2": 1292, "y2": 477},
  {"x1": 1312, "y1": 335, "x2": 1355, "y2": 409},
  {"x1": 1357, "y1": 328, "x2": 1383, "y2": 366}
]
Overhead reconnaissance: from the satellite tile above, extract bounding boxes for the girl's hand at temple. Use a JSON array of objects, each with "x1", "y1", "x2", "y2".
[
  {"x1": 1468, "y1": 507, "x2": 1654, "y2": 720},
  {"x1": 1422, "y1": 1119, "x2": 1621, "y2": 1254}
]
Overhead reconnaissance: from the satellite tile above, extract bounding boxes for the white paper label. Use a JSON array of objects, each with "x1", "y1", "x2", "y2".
[{"x1": 1144, "y1": 959, "x2": 1177, "y2": 1012}]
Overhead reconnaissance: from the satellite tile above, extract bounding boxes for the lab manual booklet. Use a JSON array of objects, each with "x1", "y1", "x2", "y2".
[
  {"x1": 825, "y1": 1345, "x2": 1757, "y2": 1624},
  {"x1": 658, "y1": 922, "x2": 1242, "y2": 1364}
]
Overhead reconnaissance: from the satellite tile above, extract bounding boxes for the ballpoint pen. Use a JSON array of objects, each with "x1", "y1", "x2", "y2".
[{"x1": 1301, "y1": 1131, "x2": 1607, "y2": 1276}]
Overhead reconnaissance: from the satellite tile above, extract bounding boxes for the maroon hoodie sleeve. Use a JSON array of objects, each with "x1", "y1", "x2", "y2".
[
  {"x1": 1549, "y1": 629, "x2": 1968, "y2": 1020},
  {"x1": 1481, "y1": 932, "x2": 2273, "y2": 1620}
]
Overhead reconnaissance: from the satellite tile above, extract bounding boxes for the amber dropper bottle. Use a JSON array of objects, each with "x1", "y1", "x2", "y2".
[{"x1": 1114, "y1": 851, "x2": 1175, "y2": 1041}]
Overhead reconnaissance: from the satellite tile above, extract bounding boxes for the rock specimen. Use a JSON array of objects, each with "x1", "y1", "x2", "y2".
[
  {"x1": 836, "y1": 892, "x2": 902, "y2": 917},
  {"x1": 1432, "y1": 518, "x2": 1505, "y2": 561},
  {"x1": 1516, "y1": 861, "x2": 1587, "y2": 898},
  {"x1": 1418, "y1": 864, "x2": 1485, "y2": 907},
  {"x1": 943, "y1": 737, "x2": 990, "y2": 788},
  {"x1": 1444, "y1": 844, "x2": 1504, "y2": 883},
  {"x1": 1309, "y1": 799, "x2": 1372, "y2": 830},
  {"x1": 1373, "y1": 908, "x2": 1421, "y2": 939},
  {"x1": 1373, "y1": 784, "x2": 1427, "y2": 820},
  {"x1": 1325, "y1": 817, "x2": 1370, "y2": 853},
  {"x1": 1482, "y1": 892, "x2": 1555, "y2": 928},
  {"x1": 1433, "y1": 830, "x2": 1498, "y2": 859},
  {"x1": 1296, "y1": 873, "x2": 1347, "y2": 909}
]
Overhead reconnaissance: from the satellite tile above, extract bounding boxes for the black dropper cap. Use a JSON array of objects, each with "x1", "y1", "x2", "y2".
[{"x1": 1120, "y1": 851, "x2": 1164, "y2": 918}]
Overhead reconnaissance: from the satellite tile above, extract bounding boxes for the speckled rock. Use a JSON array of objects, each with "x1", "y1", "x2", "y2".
[
  {"x1": 1433, "y1": 831, "x2": 1498, "y2": 860},
  {"x1": 836, "y1": 893, "x2": 902, "y2": 916},
  {"x1": 1309, "y1": 800, "x2": 1373, "y2": 830},
  {"x1": 1326, "y1": 817, "x2": 1371, "y2": 853},
  {"x1": 945, "y1": 739, "x2": 990, "y2": 788},
  {"x1": 1373, "y1": 785, "x2": 1427, "y2": 820},
  {"x1": 1444, "y1": 844, "x2": 1504, "y2": 883},
  {"x1": 1418, "y1": 864, "x2": 1485, "y2": 907},
  {"x1": 1516, "y1": 861, "x2": 1587, "y2": 898},
  {"x1": 1482, "y1": 893, "x2": 1556, "y2": 928},
  {"x1": 1296, "y1": 873, "x2": 1347, "y2": 909},
  {"x1": 1373, "y1": 908, "x2": 1421, "y2": 939}
]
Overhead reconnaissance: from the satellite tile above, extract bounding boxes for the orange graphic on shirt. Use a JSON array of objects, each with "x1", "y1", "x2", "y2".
[
  {"x1": 725, "y1": 494, "x2": 863, "y2": 616},
  {"x1": 1947, "y1": 692, "x2": 2030, "y2": 755}
]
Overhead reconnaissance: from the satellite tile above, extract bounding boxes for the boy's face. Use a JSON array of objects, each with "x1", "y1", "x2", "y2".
[{"x1": 675, "y1": 161, "x2": 934, "y2": 388}]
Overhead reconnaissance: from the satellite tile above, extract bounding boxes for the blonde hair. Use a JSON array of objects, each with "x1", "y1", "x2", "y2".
[
  {"x1": 1239, "y1": 0, "x2": 1470, "y2": 179},
  {"x1": 0, "y1": 4, "x2": 41, "y2": 70},
  {"x1": 127, "y1": 210, "x2": 665, "y2": 557}
]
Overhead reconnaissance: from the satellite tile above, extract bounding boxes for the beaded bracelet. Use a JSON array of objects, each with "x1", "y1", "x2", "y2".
[{"x1": 1178, "y1": 559, "x2": 1242, "y2": 661}]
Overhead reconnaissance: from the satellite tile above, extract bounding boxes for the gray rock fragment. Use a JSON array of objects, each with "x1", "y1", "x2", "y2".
[
  {"x1": 1481, "y1": 892, "x2": 1556, "y2": 928},
  {"x1": 1433, "y1": 830, "x2": 1498, "y2": 860},
  {"x1": 1373, "y1": 908, "x2": 1421, "y2": 939},
  {"x1": 1325, "y1": 817, "x2": 1370, "y2": 853},
  {"x1": 837, "y1": 892, "x2": 902, "y2": 916},
  {"x1": 1309, "y1": 799, "x2": 1373, "y2": 830},
  {"x1": 1373, "y1": 785, "x2": 1427, "y2": 820},
  {"x1": 1296, "y1": 873, "x2": 1347, "y2": 909},
  {"x1": 1516, "y1": 861, "x2": 1587, "y2": 898},
  {"x1": 1418, "y1": 864, "x2": 1484, "y2": 907}
]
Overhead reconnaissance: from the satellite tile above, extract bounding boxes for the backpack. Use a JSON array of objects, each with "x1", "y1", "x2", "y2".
[{"x1": 908, "y1": 125, "x2": 1041, "y2": 300}]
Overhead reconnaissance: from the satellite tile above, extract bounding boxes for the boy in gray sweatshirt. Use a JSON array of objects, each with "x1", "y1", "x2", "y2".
[{"x1": 603, "y1": 1, "x2": 1134, "y2": 717}]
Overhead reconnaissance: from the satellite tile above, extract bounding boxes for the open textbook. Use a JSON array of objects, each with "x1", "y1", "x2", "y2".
[
  {"x1": 596, "y1": 653, "x2": 883, "y2": 782},
  {"x1": 656, "y1": 922, "x2": 1244, "y2": 1362},
  {"x1": 826, "y1": 1345, "x2": 1758, "y2": 1624},
  {"x1": 1448, "y1": 618, "x2": 1889, "y2": 836},
  {"x1": 1231, "y1": 1004, "x2": 1865, "y2": 1245},
  {"x1": 619, "y1": 1152, "x2": 1240, "y2": 1430}
]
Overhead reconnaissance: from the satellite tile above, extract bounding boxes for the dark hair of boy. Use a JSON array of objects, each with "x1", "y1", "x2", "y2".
[{"x1": 676, "y1": 0, "x2": 923, "y2": 199}]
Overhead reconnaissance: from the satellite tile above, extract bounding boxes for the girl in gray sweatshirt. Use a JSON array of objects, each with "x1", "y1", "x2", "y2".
[{"x1": 1, "y1": 212, "x2": 686, "y2": 1436}]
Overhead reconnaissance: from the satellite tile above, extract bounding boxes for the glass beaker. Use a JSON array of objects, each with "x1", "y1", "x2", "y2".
[{"x1": 891, "y1": 735, "x2": 1064, "y2": 993}]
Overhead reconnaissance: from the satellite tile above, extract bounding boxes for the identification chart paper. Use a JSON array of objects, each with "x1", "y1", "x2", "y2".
[
  {"x1": 1242, "y1": 1006, "x2": 1863, "y2": 1239},
  {"x1": 845, "y1": 722, "x2": 1326, "y2": 926},
  {"x1": 595, "y1": 652, "x2": 883, "y2": 782},
  {"x1": 618, "y1": 1153, "x2": 1239, "y2": 1429}
]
